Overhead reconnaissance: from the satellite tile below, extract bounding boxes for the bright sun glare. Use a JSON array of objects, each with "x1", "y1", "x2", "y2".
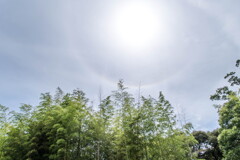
[{"x1": 110, "y1": 1, "x2": 163, "y2": 50}]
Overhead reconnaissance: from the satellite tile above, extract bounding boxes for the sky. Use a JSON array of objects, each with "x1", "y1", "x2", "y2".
[{"x1": 0, "y1": 0, "x2": 239, "y2": 131}]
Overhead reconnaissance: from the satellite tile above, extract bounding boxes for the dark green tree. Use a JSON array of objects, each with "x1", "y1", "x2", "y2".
[{"x1": 192, "y1": 130, "x2": 222, "y2": 159}]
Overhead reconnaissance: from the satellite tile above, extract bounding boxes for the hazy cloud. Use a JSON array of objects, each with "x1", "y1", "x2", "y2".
[{"x1": 0, "y1": 0, "x2": 239, "y2": 130}]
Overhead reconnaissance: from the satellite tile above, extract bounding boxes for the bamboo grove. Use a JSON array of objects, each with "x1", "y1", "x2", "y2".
[{"x1": 0, "y1": 80, "x2": 197, "y2": 160}]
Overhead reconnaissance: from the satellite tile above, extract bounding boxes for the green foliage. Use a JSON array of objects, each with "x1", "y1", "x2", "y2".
[
  {"x1": 192, "y1": 129, "x2": 222, "y2": 159},
  {"x1": 218, "y1": 96, "x2": 240, "y2": 160},
  {"x1": 211, "y1": 59, "x2": 240, "y2": 160},
  {"x1": 0, "y1": 105, "x2": 9, "y2": 160},
  {"x1": 0, "y1": 81, "x2": 197, "y2": 160}
]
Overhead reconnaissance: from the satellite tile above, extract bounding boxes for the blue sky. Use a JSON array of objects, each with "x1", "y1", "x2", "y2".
[{"x1": 0, "y1": 0, "x2": 239, "y2": 131}]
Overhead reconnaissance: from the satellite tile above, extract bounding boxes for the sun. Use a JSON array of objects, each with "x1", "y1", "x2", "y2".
[{"x1": 110, "y1": 1, "x2": 163, "y2": 50}]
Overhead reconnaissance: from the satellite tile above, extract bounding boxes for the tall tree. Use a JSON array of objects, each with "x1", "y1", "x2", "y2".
[{"x1": 211, "y1": 59, "x2": 240, "y2": 160}]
